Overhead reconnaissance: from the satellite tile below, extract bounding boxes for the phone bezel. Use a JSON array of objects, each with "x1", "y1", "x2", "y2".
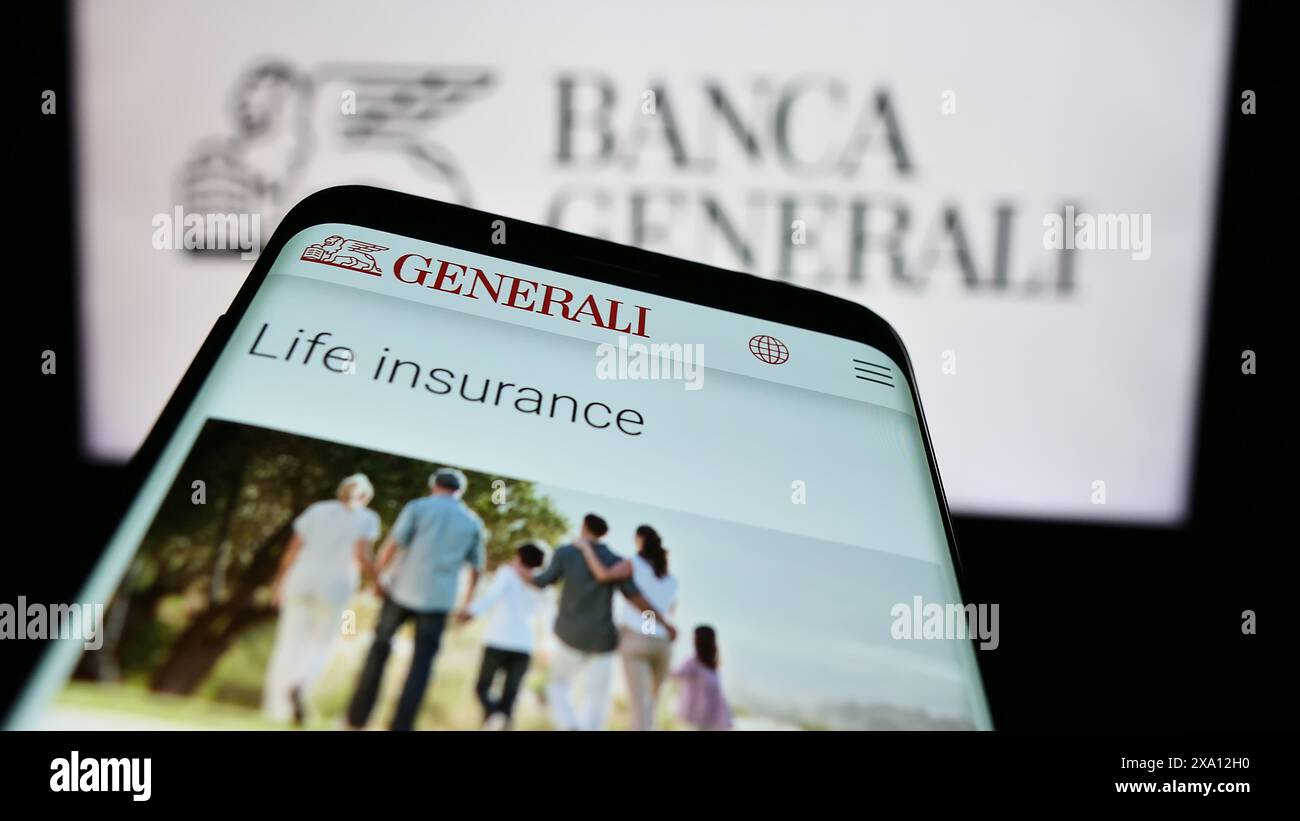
[{"x1": 103, "y1": 185, "x2": 993, "y2": 725}]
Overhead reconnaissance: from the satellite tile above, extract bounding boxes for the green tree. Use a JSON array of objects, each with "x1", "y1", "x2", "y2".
[{"x1": 101, "y1": 420, "x2": 568, "y2": 695}]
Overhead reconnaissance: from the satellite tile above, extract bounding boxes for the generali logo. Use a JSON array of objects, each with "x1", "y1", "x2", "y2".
[
  {"x1": 300, "y1": 236, "x2": 652, "y2": 338},
  {"x1": 179, "y1": 62, "x2": 493, "y2": 257},
  {"x1": 301, "y1": 236, "x2": 389, "y2": 274}
]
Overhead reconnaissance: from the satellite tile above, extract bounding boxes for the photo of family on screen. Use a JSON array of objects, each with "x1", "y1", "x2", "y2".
[{"x1": 50, "y1": 419, "x2": 974, "y2": 730}]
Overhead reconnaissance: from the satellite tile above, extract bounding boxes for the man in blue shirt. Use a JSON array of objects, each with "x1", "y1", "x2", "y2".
[{"x1": 346, "y1": 467, "x2": 485, "y2": 731}]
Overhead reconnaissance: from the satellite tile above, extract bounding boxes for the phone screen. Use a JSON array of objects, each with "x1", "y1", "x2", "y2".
[{"x1": 15, "y1": 220, "x2": 992, "y2": 730}]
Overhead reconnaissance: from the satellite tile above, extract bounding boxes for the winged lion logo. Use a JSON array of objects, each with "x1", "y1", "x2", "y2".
[{"x1": 300, "y1": 236, "x2": 390, "y2": 274}]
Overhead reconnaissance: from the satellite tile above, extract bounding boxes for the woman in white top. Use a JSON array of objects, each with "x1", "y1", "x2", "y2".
[
  {"x1": 575, "y1": 525, "x2": 678, "y2": 731},
  {"x1": 264, "y1": 473, "x2": 381, "y2": 725}
]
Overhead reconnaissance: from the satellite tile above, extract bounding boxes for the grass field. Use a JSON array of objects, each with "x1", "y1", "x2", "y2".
[{"x1": 53, "y1": 591, "x2": 696, "y2": 731}]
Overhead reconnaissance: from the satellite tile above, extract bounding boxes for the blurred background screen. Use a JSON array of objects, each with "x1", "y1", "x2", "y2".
[{"x1": 72, "y1": 0, "x2": 1232, "y2": 523}]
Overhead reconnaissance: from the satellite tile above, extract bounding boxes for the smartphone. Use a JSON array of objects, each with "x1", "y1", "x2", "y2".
[{"x1": 10, "y1": 186, "x2": 992, "y2": 731}]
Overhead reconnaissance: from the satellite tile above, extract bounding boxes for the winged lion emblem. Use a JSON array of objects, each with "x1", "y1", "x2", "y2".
[{"x1": 300, "y1": 236, "x2": 390, "y2": 273}]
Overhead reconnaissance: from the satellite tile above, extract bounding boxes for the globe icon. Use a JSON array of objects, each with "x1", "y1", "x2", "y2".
[{"x1": 748, "y1": 334, "x2": 789, "y2": 365}]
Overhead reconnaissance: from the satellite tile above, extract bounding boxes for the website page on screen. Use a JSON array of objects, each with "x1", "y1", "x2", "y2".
[{"x1": 16, "y1": 223, "x2": 992, "y2": 731}]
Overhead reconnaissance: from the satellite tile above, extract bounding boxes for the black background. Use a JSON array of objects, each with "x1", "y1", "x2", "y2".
[{"x1": 7, "y1": 0, "x2": 1289, "y2": 733}]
